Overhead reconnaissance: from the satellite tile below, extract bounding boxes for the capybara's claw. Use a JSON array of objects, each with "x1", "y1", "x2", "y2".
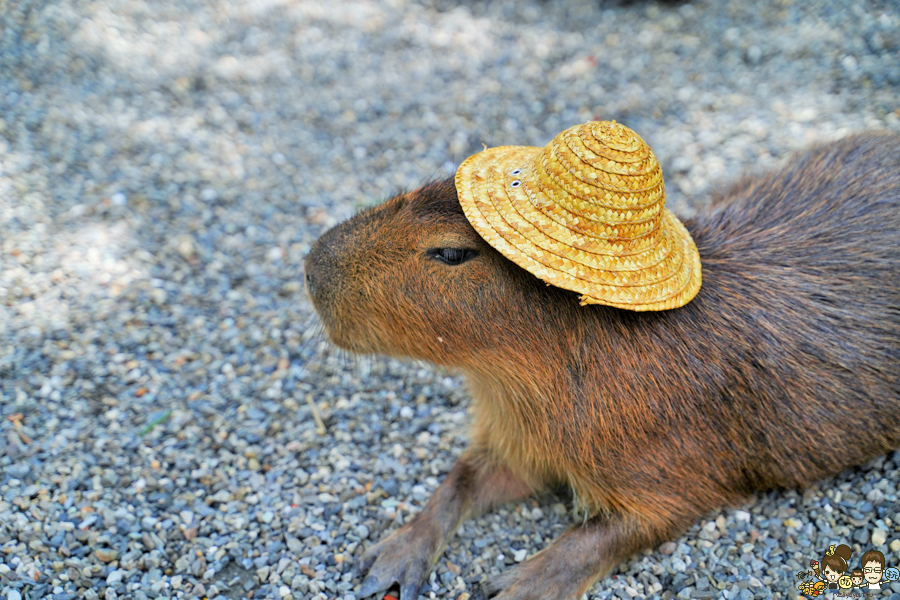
[
  {"x1": 357, "y1": 550, "x2": 426, "y2": 599},
  {"x1": 358, "y1": 573, "x2": 389, "y2": 598},
  {"x1": 356, "y1": 519, "x2": 442, "y2": 599},
  {"x1": 400, "y1": 581, "x2": 422, "y2": 600},
  {"x1": 468, "y1": 584, "x2": 488, "y2": 600},
  {"x1": 478, "y1": 527, "x2": 621, "y2": 600},
  {"x1": 356, "y1": 568, "x2": 422, "y2": 600},
  {"x1": 482, "y1": 564, "x2": 581, "y2": 600}
]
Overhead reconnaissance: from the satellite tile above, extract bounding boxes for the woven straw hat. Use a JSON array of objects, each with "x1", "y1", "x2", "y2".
[{"x1": 455, "y1": 121, "x2": 702, "y2": 311}]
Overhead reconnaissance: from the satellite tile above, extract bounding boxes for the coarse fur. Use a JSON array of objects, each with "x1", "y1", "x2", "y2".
[{"x1": 305, "y1": 133, "x2": 900, "y2": 600}]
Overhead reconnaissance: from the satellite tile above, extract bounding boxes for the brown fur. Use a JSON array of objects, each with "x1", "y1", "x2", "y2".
[{"x1": 305, "y1": 133, "x2": 900, "y2": 600}]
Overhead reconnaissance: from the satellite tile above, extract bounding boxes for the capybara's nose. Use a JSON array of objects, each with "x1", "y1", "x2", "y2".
[{"x1": 305, "y1": 223, "x2": 347, "y2": 304}]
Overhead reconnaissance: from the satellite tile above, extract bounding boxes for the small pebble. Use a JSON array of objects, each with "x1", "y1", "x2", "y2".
[
  {"x1": 94, "y1": 548, "x2": 118, "y2": 563},
  {"x1": 745, "y1": 45, "x2": 763, "y2": 65}
]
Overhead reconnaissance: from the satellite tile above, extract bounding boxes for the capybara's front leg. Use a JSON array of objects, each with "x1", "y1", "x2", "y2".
[
  {"x1": 478, "y1": 511, "x2": 685, "y2": 600},
  {"x1": 358, "y1": 447, "x2": 534, "y2": 600}
]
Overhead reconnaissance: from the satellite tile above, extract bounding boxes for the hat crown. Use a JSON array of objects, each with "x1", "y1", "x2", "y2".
[
  {"x1": 529, "y1": 121, "x2": 665, "y2": 245},
  {"x1": 582, "y1": 120, "x2": 650, "y2": 158}
]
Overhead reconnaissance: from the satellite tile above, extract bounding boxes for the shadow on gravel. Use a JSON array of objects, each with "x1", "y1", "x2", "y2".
[{"x1": 216, "y1": 561, "x2": 258, "y2": 600}]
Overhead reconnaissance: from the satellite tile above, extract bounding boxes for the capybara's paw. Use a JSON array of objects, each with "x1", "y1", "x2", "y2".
[
  {"x1": 357, "y1": 519, "x2": 442, "y2": 600},
  {"x1": 478, "y1": 551, "x2": 593, "y2": 600}
]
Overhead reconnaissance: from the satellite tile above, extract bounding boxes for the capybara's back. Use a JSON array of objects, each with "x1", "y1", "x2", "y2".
[{"x1": 683, "y1": 133, "x2": 900, "y2": 491}]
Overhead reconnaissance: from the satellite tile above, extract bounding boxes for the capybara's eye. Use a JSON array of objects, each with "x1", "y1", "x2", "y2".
[{"x1": 427, "y1": 247, "x2": 479, "y2": 266}]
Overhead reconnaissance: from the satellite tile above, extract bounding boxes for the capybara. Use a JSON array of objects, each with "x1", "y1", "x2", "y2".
[{"x1": 304, "y1": 129, "x2": 900, "y2": 600}]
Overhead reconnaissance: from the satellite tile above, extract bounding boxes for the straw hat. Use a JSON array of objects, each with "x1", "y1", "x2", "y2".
[{"x1": 455, "y1": 121, "x2": 702, "y2": 311}]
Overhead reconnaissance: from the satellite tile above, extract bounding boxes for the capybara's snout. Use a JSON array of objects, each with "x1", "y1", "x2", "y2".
[
  {"x1": 304, "y1": 198, "x2": 409, "y2": 351},
  {"x1": 304, "y1": 220, "x2": 358, "y2": 330},
  {"x1": 304, "y1": 227, "x2": 338, "y2": 307}
]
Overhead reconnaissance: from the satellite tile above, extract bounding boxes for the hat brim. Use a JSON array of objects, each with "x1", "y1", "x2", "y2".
[{"x1": 456, "y1": 145, "x2": 702, "y2": 311}]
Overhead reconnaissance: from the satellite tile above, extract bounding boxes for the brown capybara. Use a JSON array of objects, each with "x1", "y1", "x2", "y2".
[{"x1": 304, "y1": 132, "x2": 900, "y2": 600}]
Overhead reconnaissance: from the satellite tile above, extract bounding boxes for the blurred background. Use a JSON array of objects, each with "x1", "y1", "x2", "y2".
[{"x1": 1, "y1": 0, "x2": 898, "y2": 599}]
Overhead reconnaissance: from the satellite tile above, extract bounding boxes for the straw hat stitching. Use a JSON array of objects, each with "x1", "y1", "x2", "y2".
[
  {"x1": 564, "y1": 127, "x2": 658, "y2": 179},
  {"x1": 485, "y1": 165, "x2": 688, "y2": 286},
  {"x1": 505, "y1": 192, "x2": 680, "y2": 284},
  {"x1": 532, "y1": 164, "x2": 664, "y2": 228},
  {"x1": 464, "y1": 166, "x2": 694, "y2": 296},
  {"x1": 525, "y1": 166, "x2": 664, "y2": 240},
  {"x1": 582, "y1": 121, "x2": 652, "y2": 163},
  {"x1": 527, "y1": 171, "x2": 666, "y2": 245},
  {"x1": 580, "y1": 122, "x2": 651, "y2": 158},
  {"x1": 467, "y1": 179, "x2": 684, "y2": 305},
  {"x1": 517, "y1": 176, "x2": 683, "y2": 272},
  {"x1": 540, "y1": 146, "x2": 665, "y2": 204},
  {"x1": 454, "y1": 121, "x2": 702, "y2": 311},
  {"x1": 539, "y1": 150, "x2": 665, "y2": 212},
  {"x1": 553, "y1": 134, "x2": 663, "y2": 195},
  {"x1": 464, "y1": 170, "x2": 698, "y2": 309}
]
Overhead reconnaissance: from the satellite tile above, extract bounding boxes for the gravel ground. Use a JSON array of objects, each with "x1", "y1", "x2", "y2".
[{"x1": 1, "y1": 0, "x2": 899, "y2": 599}]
